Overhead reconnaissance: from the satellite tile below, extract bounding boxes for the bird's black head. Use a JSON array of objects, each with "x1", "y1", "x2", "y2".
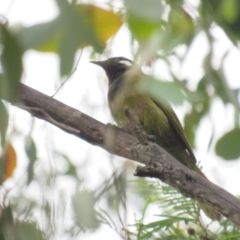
[{"x1": 90, "y1": 57, "x2": 133, "y2": 84}]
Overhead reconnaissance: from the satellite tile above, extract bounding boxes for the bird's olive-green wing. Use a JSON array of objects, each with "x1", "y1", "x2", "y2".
[{"x1": 153, "y1": 100, "x2": 197, "y2": 164}]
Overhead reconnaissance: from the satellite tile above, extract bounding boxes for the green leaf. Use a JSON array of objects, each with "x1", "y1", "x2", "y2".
[
  {"x1": 215, "y1": 128, "x2": 240, "y2": 160},
  {"x1": 127, "y1": 14, "x2": 162, "y2": 40},
  {"x1": 202, "y1": 0, "x2": 240, "y2": 43},
  {"x1": 206, "y1": 69, "x2": 232, "y2": 104},
  {"x1": 17, "y1": 20, "x2": 60, "y2": 52},
  {"x1": 97, "y1": 208, "x2": 117, "y2": 229},
  {"x1": 25, "y1": 136, "x2": 37, "y2": 184},
  {"x1": 221, "y1": 0, "x2": 238, "y2": 23},
  {"x1": 75, "y1": 4, "x2": 122, "y2": 44},
  {"x1": 17, "y1": 2, "x2": 122, "y2": 76},
  {"x1": 139, "y1": 76, "x2": 185, "y2": 105},
  {"x1": 125, "y1": 0, "x2": 163, "y2": 22},
  {"x1": 0, "y1": 25, "x2": 23, "y2": 102},
  {"x1": 58, "y1": 32, "x2": 79, "y2": 77},
  {"x1": 143, "y1": 217, "x2": 189, "y2": 230},
  {"x1": 0, "y1": 208, "x2": 43, "y2": 240},
  {"x1": 124, "y1": 0, "x2": 164, "y2": 40},
  {"x1": 53, "y1": 151, "x2": 78, "y2": 176},
  {"x1": 183, "y1": 78, "x2": 210, "y2": 148},
  {"x1": 0, "y1": 101, "x2": 8, "y2": 147},
  {"x1": 168, "y1": 8, "x2": 194, "y2": 35},
  {"x1": 72, "y1": 190, "x2": 99, "y2": 230}
]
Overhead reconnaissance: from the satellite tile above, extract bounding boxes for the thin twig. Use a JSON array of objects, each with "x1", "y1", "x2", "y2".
[{"x1": 52, "y1": 49, "x2": 83, "y2": 97}]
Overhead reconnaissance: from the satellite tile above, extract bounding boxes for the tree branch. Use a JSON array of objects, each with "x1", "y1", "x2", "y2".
[{"x1": 2, "y1": 83, "x2": 240, "y2": 227}]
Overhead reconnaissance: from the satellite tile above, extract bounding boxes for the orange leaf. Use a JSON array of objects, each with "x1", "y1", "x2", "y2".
[
  {"x1": 92, "y1": 6, "x2": 123, "y2": 43},
  {"x1": 77, "y1": 4, "x2": 123, "y2": 45},
  {"x1": 4, "y1": 143, "x2": 17, "y2": 180}
]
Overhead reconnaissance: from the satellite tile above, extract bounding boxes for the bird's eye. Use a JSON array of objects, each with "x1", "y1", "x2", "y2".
[{"x1": 118, "y1": 59, "x2": 132, "y2": 67}]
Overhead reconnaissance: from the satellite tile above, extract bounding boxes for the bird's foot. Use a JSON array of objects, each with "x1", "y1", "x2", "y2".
[{"x1": 133, "y1": 125, "x2": 149, "y2": 145}]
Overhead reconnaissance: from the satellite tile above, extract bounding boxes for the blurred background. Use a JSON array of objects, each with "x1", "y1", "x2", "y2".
[{"x1": 0, "y1": 0, "x2": 240, "y2": 239}]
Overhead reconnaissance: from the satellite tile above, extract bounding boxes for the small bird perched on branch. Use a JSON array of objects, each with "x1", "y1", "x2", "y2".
[{"x1": 91, "y1": 56, "x2": 221, "y2": 221}]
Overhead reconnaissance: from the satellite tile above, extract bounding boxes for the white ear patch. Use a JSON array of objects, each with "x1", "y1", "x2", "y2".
[{"x1": 118, "y1": 59, "x2": 133, "y2": 67}]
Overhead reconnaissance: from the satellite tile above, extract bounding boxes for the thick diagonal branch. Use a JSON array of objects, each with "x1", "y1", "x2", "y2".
[{"x1": 2, "y1": 83, "x2": 240, "y2": 227}]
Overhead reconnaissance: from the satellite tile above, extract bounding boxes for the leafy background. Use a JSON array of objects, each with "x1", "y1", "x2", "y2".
[{"x1": 0, "y1": 0, "x2": 240, "y2": 239}]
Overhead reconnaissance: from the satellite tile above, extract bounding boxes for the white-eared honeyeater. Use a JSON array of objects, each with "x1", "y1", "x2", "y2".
[{"x1": 91, "y1": 57, "x2": 220, "y2": 221}]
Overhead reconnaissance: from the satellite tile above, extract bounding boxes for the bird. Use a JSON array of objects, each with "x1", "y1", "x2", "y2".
[{"x1": 90, "y1": 56, "x2": 221, "y2": 221}]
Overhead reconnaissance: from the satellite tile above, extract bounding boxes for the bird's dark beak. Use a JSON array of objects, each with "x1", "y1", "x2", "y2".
[{"x1": 90, "y1": 60, "x2": 105, "y2": 67}]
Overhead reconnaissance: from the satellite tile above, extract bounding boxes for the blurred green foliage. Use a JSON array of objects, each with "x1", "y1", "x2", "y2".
[
  {"x1": 17, "y1": 1, "x2": 123, "y2": 76},
  {"x1": 0, "y1": 24, "x2": 23, "y2": 102},
  {"x1": 0, "y1": 0, "x2": 240, "y2": 239},
  {"x1": 129, "y1": 179, "x2": 240, "y2": 240}
]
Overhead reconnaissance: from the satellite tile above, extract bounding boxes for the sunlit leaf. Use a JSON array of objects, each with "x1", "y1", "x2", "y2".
[
  {"x1": 215, "y1": 129, "x2": 240, "y2": 160},
  {"x1": 3, "y1": 143, "x2": 17, "y2": 180},
  {"x1": 0, "y1": 24, "x2": 23, "y2": 102},
  {"x1": 72, "y1": 190, "x2": 99, "y2": 230},
  {"x1": 220, "y1": 0, "x2": 238, "y2": 23},
  {"x1": 77, "y1": 4, "x2": 123, "y2": 44},
  {"x1": 128, "y1": 14, "x2": 162, "y2": 40}
]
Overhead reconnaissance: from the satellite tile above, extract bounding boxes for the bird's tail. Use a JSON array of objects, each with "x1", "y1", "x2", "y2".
[{"x1": 197, "y1": 202, "x2": 221, "y2": 221}]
